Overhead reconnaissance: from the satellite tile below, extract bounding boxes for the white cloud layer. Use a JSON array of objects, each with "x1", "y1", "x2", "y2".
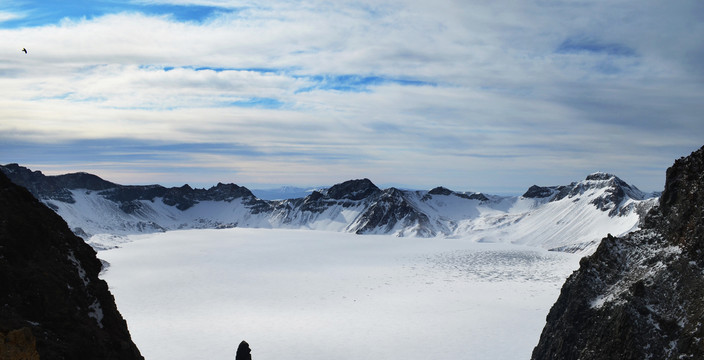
[{"x1": 1, "y1": 0, "x2": 703, "y2": 192}]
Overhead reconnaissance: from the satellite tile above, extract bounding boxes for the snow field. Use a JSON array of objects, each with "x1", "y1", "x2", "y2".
[{"x1": 99, "y1": 228, "x2": 582, "y2": 360}]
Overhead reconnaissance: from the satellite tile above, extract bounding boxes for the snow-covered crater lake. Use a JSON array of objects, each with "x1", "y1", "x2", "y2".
[{"x1": 98, "y1": 228, "x2": 582, "y2": 360}]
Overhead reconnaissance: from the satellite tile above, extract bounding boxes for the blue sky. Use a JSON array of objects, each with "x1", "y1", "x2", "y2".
[{"x1": 1, "y1": 0, "x2": 703, "y2": 193}]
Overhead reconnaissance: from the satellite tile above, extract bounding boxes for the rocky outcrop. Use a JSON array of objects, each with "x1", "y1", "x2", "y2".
[
  {"x1": 523, "y1": 185, "x2": 558, "y2": 198},
  {"x1": 0, "y1": 172, "x2": 143, "y2": 359},
  {"x1": 351, "y1": 187, "x2": 434, "y2": 236},
  {"x1": 236, "y1": 340, "x2": 252, "y2": 360},
  {"x1": 531, "y1": 146, "x2": 704, "y2": 360},
  {"x1": 426, "y1": 186, "x2": 488, "y2": 201}
]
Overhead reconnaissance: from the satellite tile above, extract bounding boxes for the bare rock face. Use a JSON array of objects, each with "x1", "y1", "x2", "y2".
[
  {"x1": 0, "y1": 172, "x2": 143, "y2": 360},
  {"x1": 0, "y1": 327, "x2": 40, "y2": 360},
  {"x1": 531, "y1": 146, "x2": 704, "y2": 360}
]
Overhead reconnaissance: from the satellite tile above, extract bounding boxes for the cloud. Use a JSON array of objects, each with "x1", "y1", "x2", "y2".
[
  {"x1": 0, "y1": 0, "x2": 702, "y2": 192},
  {"x1": 0, "y1": 11, "x2": 23, "y2": 23},
  {"x1": 556, "y1": 36, "x2": 636, "y2": 56},
  {"x1": 0, "y1": 0, "x2": 237, "y2": 28}
]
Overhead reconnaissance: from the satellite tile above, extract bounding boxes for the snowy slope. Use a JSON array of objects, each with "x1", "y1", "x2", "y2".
[{"x1": 100, "y1": 228, "x2": 583, "y2": 360}]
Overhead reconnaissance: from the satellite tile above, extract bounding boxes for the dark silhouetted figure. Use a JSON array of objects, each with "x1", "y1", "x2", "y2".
[
  {"x1": 236, "y1": 340, "x2": 252, "y2": 360},
  {"x1": 22, "y1": 48, "x2": 27, "y2": 54}
]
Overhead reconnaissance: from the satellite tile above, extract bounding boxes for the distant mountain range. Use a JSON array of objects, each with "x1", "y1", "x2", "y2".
[{"x1": 1, "y1": 163, "x2": 658, "y2": 253}]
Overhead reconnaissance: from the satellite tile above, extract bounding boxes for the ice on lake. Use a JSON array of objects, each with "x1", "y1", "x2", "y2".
[{"x1": 98, "y1": 228, "x2": 582, "y2": 360}]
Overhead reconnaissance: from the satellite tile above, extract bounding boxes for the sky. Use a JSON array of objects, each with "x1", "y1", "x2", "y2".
[{"x1": 1, "y1": 0, "x2": 703, "y2": 194}]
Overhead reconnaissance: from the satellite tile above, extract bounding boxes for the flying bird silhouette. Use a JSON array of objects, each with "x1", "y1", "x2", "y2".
[{"x1": 22, "y1": 48, "x2": 27, "y2": 54}]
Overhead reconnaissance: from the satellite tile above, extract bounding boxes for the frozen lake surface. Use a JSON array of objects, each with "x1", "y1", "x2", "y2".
[{"x1": 99, "y1": 228, "x2": 582, "y2": 360}]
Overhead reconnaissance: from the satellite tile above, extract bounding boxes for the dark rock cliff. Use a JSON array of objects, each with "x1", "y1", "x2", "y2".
[
  {"x1": 531, "y1": 146, "x2": 704, "y2": 360},
  {"x1": 0, "y1": 173, "x2": 143, "y2": 359}
]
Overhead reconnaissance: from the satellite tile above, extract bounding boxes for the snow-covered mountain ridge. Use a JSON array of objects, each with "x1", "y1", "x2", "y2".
[{"x1": 1, "y1": 164, "x2": 658, "y2": 253}]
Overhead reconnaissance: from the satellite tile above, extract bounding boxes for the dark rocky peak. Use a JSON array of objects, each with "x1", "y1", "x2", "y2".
[
  {"x1": 295, "y1": 190, "x2": 327, "y2": 213},
  {"x1": 305, "y1": 190, "x2": 324, "y2": 202},
  {"x1": 531, "y1": 145, "x2": 704, "y2": 360},
  {"x1": 581, "y1": 172, "x2": 645, "y2": 199},
  {"x1": 1, "y1": 164, "x2": 117, "y2": 204},
  {"x1": 456, "y1": 192, "x2": 490, "y2": 202},
  {"x1": 206, "y1": 183, "x2": 271, "y2": 213},
  {"x1": 551, "y1": 172, "x2": 643, "y2": 200},
  {"x1": 381, "y1": 187, "x2": 405, "y2": 199},
  {"x1": 584, "y1": 173, "x2": 648, "y2": 216},
  {"x1": 352, "y1": 187, "x2": 434, "y2": 236},
  {"x1": 325, "y1": 178, "x2": 381, "y2": 200},
  {"x1": 585, "y1": 171, "x2": 618, "y2": 181},
  {"x1": 162, "y1": 185, "x2": 197, "y2": 210},
  {"x1": 522, "y1": 172, "x2": 644, "y2": 203},
  {"x1": 0, "y1": 163, "x2": 45, "y2": 182},
  {"x1": 0, "y1": 172, "x2": 143, "y2": 359},
  {"x1": 208, "y1": 182, "x2": 255, "y2": 201},
  {"x1": 54, "y1": 172, "x2": 116, "y2": 191},
  {"x1": 161, "y1": 183, "x2": 257, "y2": 210},
  {"x1": 428, "y1": 186, "x2": 453, "y2": 196},
  {"x1": 1, "y1": 163, "x2": 74, "y2": 202},
  {"x1": 1, "y1": 163, "x2": 116, "y2": 191},
  {"x1": 522, "y1": 185, "x2": 559, "y2": 199},
  {"x1": 426, "y1": 186, "x2": 489, "y2": 202},
  {"x1": 542, "y1": 172, "x2": 650, "y2": 216}
]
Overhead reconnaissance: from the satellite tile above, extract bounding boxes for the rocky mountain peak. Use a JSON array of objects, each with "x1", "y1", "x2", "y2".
[
  {"x1": 568, "y1": 173, "x2": 644, "y2": 198},
  {"x1": 350, "y1": 186, "x2": 434, "y2": 237},
  {"x1": 54, "y1": 172, "x2": 116, "y2": 191},
  {"x1": 549, "y1": 173, "x2": 648, "y2": 216},
  {"x1": 428, "y1": 186, "x2": 453, "y2": 196},
  {"x1": 521, "y1": 172, "x2": 649, "y2": 216},
  {"x1": 209, "y1": 182, "x2": 255, "y2": 200},
  {"x1": 325, "y1": 178, "x2": 381, "y2": 200},
  {"x1": 585, "y1": 171, "x2": 618, "y2": 181},
  {"x1": 522, "y1": 185, "x2": 557, "y2": 198}
]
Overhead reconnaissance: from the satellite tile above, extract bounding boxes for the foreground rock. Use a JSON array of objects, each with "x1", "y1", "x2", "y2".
[
  {"x1": 0, "y1": 172, "x2": 143, "y2": 359},
  {"x1": 532, "y1": 145, "x2": 704, "y2": 360}
]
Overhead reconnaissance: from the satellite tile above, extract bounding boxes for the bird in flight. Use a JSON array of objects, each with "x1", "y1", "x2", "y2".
[{"x1": 22, "y1": 48, "x2": 27, "y2": 54}]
